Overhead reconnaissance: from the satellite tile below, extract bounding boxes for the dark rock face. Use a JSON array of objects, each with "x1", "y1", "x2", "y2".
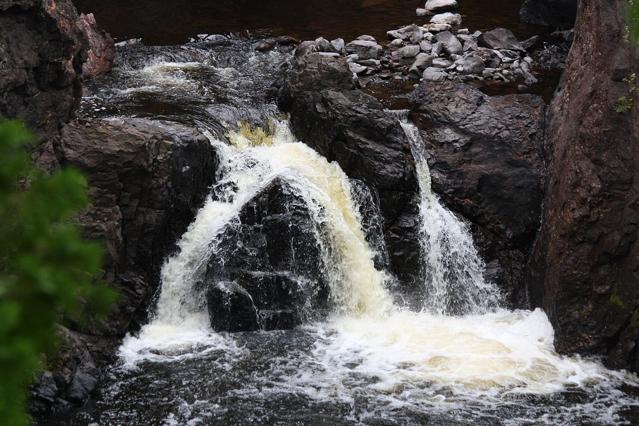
[
  {"x1": 59, "y1": 118, "x2": 217, "y2": 336},
  {"x1": 278, "y1": 53, "x2": 421, "y2": 285},
  {"x1": 205, "y1": 178, "x2": 328, "y2": 332},
  {"x1": 0, "y1": 0, "x2": 114, "y2": 141},
  {"x1": 31, "y1": 117, "x2": 217, "y2": 412},
  {"x1": 409, "y1": 81, "x2": 546, "y2": 303},
  {"x1": 528, "y1": 0, "x2": 639, "y2": 372},
  {"x1": 520, "y1": 0, "x2": 577, "y2": 29},
  {"x1": 0, "y1": 0, "x2": 83, "y2": 140}
]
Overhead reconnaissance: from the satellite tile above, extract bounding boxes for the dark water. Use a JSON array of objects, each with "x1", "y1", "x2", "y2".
[
  {"x1": 44, "y1": 327, "x2": 639, "y2": 425},
  {"x1": 76, "y1": 0, "x2": 545, "y2": 44}
]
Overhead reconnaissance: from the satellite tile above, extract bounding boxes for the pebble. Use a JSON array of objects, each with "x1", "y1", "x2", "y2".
[
  {"x1": 424, "y1": 0, "x2": 459, "y2": 13},
  {"x1": 436, "y1": 31, "x2": 463, "y2": 55},
  {"x1": 398, "y1": 44, "x2": 421, "y2": 58},
  {"x1": 432, "y1": 58, "x2": 452, "y2": 68},
  {"x1": 423, "y1": 67, "x2": 447, "y2": 81},
  {"x1": 349, "y1": 62, "x2": 368, "y2": 75},
  {"x1": 430, "y1": 12, "x2": 462, "y2": 27},
  {"x1": 330, "y1": 38, "x2": 345, "y2": 53}
]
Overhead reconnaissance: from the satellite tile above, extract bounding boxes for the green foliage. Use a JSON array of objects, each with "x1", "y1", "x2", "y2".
[{"x1": 0, "y1": 121, "x2": 115, "y2": 425}]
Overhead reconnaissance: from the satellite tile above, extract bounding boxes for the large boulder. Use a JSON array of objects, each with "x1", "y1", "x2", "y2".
[
  {"x1": 31, "y1": 117, "x2": 217, "y2": 413},
  {"x1": 205, "y1": 178, "x2": 328, "y2": 332},
  {"x1": 0, "y1": 0, "x2": 114, "y2": 141},
  {"x1": 520, "y1": 0, "x2": 577, "y2": 29},
  {"x1": 278, "y1": 53, "x2": 421, "y2": 286},
  {"x1": 409, "y1": 81, "x2": 546, "y2": 303},
  {"x1": 528, "y1": 0, "x2": 639, "y2": 372}
]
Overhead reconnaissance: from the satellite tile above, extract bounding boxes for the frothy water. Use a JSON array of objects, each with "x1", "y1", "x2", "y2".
[
  {"x1": 62, "y1": 40, "x2": 639, "y2": 425},
  {"x1": 400, "y1": 120, "x2": 502, "y2": 315}
]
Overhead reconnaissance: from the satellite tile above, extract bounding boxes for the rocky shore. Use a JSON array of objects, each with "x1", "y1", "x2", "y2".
[{"x1": 256, "y1": 1, "x2": 571, "y2": 94}]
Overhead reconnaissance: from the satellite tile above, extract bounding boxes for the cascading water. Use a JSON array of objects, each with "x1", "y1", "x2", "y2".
[
  {"x1": 400, "y1": 120, "x2": 502, "y2": 315},
  {"x1": 60, "y1": 39, "x2": 639, "y2": 425}
]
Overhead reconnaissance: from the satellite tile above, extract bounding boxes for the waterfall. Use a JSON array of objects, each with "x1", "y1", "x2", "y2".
[
  {"x1": 400, "y1": 121, "x2": 502, "y2": 315},
  {"x1": 120, "y1": 120, "x2": 395, "y2": 362},
  {"x1": 114, "y1": 118, "x2": 636, "y2": 426}
]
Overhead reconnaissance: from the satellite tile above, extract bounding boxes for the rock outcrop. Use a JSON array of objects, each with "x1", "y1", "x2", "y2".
[
  {"x1": 0, "y1": 0, "x2": 114, "y2": 141},
  {"x1": 278, "y1": 53, "x2": 422, "y2": 284},
  {"x1": 520, "y1": 0, "x2": 577, "y2": 29},
  {"x1": 528, "y1": 0, "x2": 639, "y2": 371},
  {"x1": 409, "y1": 81, "x2": 546, "y2": 303},
  {"x1": 32, "y1": 117, "x2": 217, "y2": 413},
  {"x1": 205, "y1": 178, "x2": 328, "y2": 332}
]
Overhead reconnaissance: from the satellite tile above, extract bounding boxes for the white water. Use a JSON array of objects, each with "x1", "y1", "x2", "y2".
[
  {"x1": 118, "y1": 119, "x2": 638, "y2": 423},
  {"x1": 400, "y1": 121, "x2": 502, "y2": 315},
  {"x1": 120, "y1": 120, "x2": 393, "y2": 365}
]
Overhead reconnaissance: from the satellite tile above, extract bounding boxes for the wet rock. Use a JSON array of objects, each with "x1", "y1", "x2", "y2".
[
  {"x1": 409, "y1": 81, "x2": 545, "y2": 303},
  {"x1": 430, "y1": 12, "x2": 462, "y2": 27},
  {"x1": 65, "y1": 370, "x2": 98, "y2": 403},
  {"x1": 205, "y1": 178, "x2": 328, "y2": 331},
  {"x1": 435, "y1": 31, "x2": 463, "y2": 55},
  {"x1": 345, "y1": 40, "x2": 383, "y2": 60},
  {"x1": 416, "y1": 8, "x2": 428, "y2": 17},
  {"x1": 207, "y1": 281, "x2": 260, "y2": 332},
  {"x1": 520, "y1": 0, "x2": 577, "y2": 28},
  {"x1": 424, "y1": 0, "x2": 458, "y2": 14},
  {"x1": 256, "y1": 40, "x2": 275, "y2": 52},
  {"x1": 279, "y1": 54, "x2": 420, "y2": 283},
  {"x1": 478, "y1": 28, "x2": 523, "y2": 51},
  {"x1": 31, "y1": 326, "x2": 100, "y2": 414},
  {"x1": 528, "y1": 0, "x2": 639, "y2": 373}
]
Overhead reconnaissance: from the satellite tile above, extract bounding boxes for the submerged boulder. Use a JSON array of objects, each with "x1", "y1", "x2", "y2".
[
  {"x1": 409, "y1": 81, "x2": 546, "y2": 304},
  {"x1": 205, "y1": 178, "x2": 328, "y2": 332},
  {"x1": 278, "y1": 53, "x2": 422, "y2": 287}
]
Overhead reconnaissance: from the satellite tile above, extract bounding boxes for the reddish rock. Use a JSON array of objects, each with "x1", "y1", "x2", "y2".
[
  {"x1": 528, "y1": 0, "x2": 639, "y2": 371},
  {"x1": 77, "y1": 12, "x2": 115, "y2": 77},
  {"x1": 0, "y1": 0, "x2": 114, "y2": 141}
]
